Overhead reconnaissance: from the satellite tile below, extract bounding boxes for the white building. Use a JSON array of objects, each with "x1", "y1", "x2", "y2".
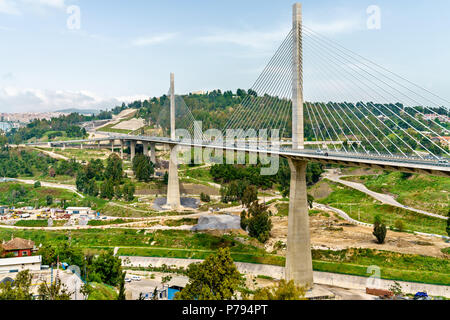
[{"x1": 0, "y1": 256, "x2": 42, "y2": 273}]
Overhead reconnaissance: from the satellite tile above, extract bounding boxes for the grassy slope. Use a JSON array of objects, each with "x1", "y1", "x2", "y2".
[
  {"x1": 14, "y1": 220, "x2": 67, "y2": 227},
  {"x1": 315, "y1": 180, "x2": 447, "y2": 236},
  {"x1": 1, "y1": 228, "x2": 448, "y2": 285},
  {"x1": 0, "y1": 182, "x2": 80, "y2": 207},
  {"x1": 88, "y1": 283, "x2": 118, "y2": 300}
]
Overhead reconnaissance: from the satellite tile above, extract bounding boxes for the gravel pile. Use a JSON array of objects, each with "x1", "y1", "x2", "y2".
[{"x1": 192, "y1": 214, "x2": 241, "y2": 231}]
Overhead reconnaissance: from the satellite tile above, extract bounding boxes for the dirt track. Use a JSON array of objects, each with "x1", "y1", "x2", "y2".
[{"x1": 268, "y1": 210, "x2": 449, "y2": 259}]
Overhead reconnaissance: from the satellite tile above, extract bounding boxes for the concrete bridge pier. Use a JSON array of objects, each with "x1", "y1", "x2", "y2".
[
  {"x1": 130, "y1": 140, "x2": 136, "y2": 162},
  {"x1": 120, "y1": 140, "x2": 124, "y2": 159},
  {"x1": 166, "y1": 144, "x2": 181, "y2": 210},
  {"x1": 110, "y1": 140, "x2": 115, "y2": 153},
  {"x1": 150, "y1": 143, "x2": 156, "y2": 164},
  {"x1": 285, "y1": 158, "x2": 313, "y2": 289},
  {"x1": 97, "y1": 141, "x2": 100, "y2": 149},
  {"x1": 80, "y1": 143, "x2": 84, "y2": 150},
  {"x1": 62, "y1": 143, "x2": 66, "y2": 150}
]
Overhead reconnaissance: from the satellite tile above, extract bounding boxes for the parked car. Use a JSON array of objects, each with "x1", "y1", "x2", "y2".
[
  {"x1": 124, "y1": 278, "x2": 131, "y2": 283},
  {"x1": 131, "y1": 275, "x2": 141, "y2": 281},
  {"x1": 414, "y1": 292, "x2": 431, "y2": 300}
]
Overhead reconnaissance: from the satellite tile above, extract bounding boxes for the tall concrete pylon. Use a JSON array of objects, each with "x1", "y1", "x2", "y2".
[
  {"x1": 286, "y1": 2, "x2": 314, "y2": 289},
  {"x1": 170, "y1": 73, "x2": 176, "y2": 141},
  {"x1": 167, "y1": 73, "x2": 181, "y2": 209},
  {"x1": 292, "y1": 2, "x2": 304, "y2": 150}
]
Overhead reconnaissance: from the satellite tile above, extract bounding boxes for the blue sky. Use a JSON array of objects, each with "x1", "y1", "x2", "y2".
[{"x1": 0, "y1": 0, "x2": 449, "y2": 112}]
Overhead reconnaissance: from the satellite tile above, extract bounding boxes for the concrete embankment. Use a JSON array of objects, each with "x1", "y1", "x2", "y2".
[{"x1": 121, "y1": 256, "x2": 450, "y2": 298}]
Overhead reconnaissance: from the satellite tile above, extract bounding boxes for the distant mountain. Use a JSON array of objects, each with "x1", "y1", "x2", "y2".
[{"x1": 55, "y1": 108, "x2": 101, "y2": 115}]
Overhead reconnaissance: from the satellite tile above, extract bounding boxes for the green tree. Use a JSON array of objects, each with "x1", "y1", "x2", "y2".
[
  {"x1": 373, "y1": 215, "x2": 387, "y2": 244},
  {"x1": 104, "y1": 154, "x2": 123, "y2": 183},
  {"x1": 88, "y1": 250, "x2": 123, "y2": 286},
  {"x1": 0, "y1": 270, "x2": 33, "y2": 300},
  {"x1": 307, "y1": 194, "x2": 314, "y2": 209},
  {"x1": 34, "y1": 181, "x2": 41, "y2": 188},
  {"x1": 76, "y1": 170, "x2": 88, "y2": 192},
  {"x1": 175, "y1": 248, "x2": 242, "y2": 300},
  {"x1": 122, "y1": 182, "x2": 135, "y2": 202},
  {"x1": 85, "y1": 159, "x2": 104, "y2": 181},
  {"x1": 250, "y1": 280, "x2": 306, "y2": 300},
  {"x1": 242, "y1": 185, "x2": 258, "y2": 208},
  {"x1": 117, "y1": 272, "x2": 126, "y2": 300},
  {"x1": 38, "y1": 244, "x2": 57, "y2": 265},
  {"x1": 46, "y1": 195, "x2": 53, "y2": 206},
  {"x1": 200, "y1": 192, "x2": 211, "y2": 203},
  {"x1": 114, "y1": 184, "x2": 123, "y2": 199},
  {"x1": 163, "y1": 172, "x2": 169, "y2": 185},
  {"x1": 241, "y1": 201, "x2": 272, "y2": 243},
  {"x1": 85, "y1": 180, "x2": 99, "y2": 197},
  {"x1": 100, "y1": 179, "x2": 115, "y2": 200},
  {"x1": 132, "y1": 154, "x2": 154, "y2": 182},
  {"x1": 446, "y1": 209, "x2": 450, "y2": 237},
  {"x1": 162, "y1": 275, "x2": 172, "y2": 286}
]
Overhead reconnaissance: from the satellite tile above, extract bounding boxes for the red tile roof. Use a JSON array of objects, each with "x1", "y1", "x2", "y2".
[{"x1": 1, "y1": 238, "x2": 34, "y2": 251}]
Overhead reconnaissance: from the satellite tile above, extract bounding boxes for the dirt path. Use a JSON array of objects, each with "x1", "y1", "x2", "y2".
[
  {"x1": 16, "y1": 179, "x2": 84, "y2": 198},
  {"x1": 31, "y1": 147, "x2": 69, "y2": 161},
  {"x1": 269, "y1": 207, "x2": 449, "y2": 258},
  {"x1": 324, "y1": 170, "x2": 447, "y2": 220},
  {"x1": 0, "y1": 211, "x2": 203, "y2": 231}
]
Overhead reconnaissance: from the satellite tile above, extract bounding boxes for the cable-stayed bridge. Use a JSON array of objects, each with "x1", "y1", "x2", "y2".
[{"x1": 27, "y1": 3, "x2": 449, "y2": 289}]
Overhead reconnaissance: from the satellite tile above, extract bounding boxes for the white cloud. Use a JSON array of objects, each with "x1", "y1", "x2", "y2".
[
  {"x1": 2, "y1": 72, "x2": 14, "y2": 80},
  {"x1": 0, "y1": 87, "x2": 148, "y2": 112},
  {"x1": 131, "y1": 33, "x2": 178, "y2": 47},
  {"x1": 0, "y1": 0, "x2": 21, "y2": 15},
  {"x1": 20, "y1": 0, "x2": 66, "y2": 9},
  {"x1": 0, "y1": 0, "x2": 66, "y2": 15}
]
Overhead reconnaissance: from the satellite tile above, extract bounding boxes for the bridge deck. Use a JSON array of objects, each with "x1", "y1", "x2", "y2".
[{"x1": 26, "y1": 133, "x2": 450, "y2": 177}]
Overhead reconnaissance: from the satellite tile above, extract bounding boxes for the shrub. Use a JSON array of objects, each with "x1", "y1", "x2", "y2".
[
  {"x1": 447, "y1": 209, "x2": 450, "y2": 237},
  {"x1": 250, "y1": 280, "x2": 306, "y2": 300},
  {"x1": 394, "y1": 219, "x2": 405, "y2": 232},
  {"x1": 200, "y1": 193, "x2": 211, "y2": 203},
  {"x1": 373, "y1": 215, "x2": 387, "y2": 244}
]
